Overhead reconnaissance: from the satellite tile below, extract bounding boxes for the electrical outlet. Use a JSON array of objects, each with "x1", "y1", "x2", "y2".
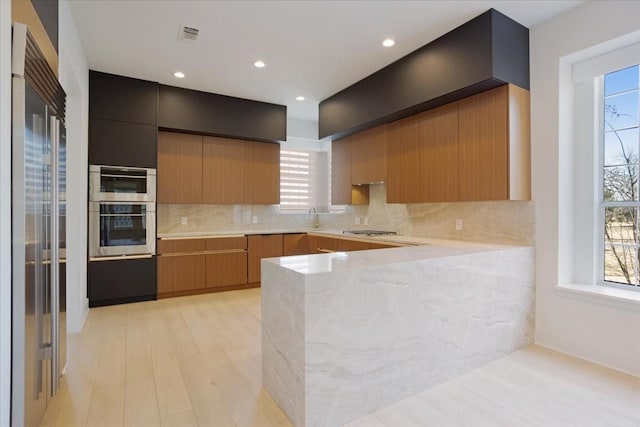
[
  {"x1": 355, "y1": 216, "x2": 361, "y2": 225},
  {"x1": 181, "y1": 217, "x2": 188, "y2": 225},
  {"x1": 252, "y1": 215, "x2": 258, "y2": 224},
  {"x1": 455, "y1": 219, "x2": 463, "y2": 231},
  {"x1": 364, "y1": 216, "x2": 369, "y2": 226}
]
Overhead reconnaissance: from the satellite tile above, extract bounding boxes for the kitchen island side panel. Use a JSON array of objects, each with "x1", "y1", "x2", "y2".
[{"x1": 262, "y1": 246, "x2": 534, "y2": 427}]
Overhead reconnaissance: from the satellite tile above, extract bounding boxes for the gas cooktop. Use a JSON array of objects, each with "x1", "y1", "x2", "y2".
[{"x1": 343, "y1": 230, "x2": 397, "y2": 237}]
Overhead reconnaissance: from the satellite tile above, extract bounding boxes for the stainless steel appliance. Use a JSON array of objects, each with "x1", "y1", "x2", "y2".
[
  {"x1": 11, "y1": 23, "x2": 67, "y2": 427},
  {"x1": 89, "y1": 201, "x2": 156, "y2": 258},
  {"x1": 89, "y1": 164, "x2": 156, "y2": 202}
]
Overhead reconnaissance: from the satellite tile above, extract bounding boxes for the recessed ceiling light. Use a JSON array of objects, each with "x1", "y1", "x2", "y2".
[
  {"x1": 173, "y1": 71, "x2": 185, "y2": 78},
  {"x1": 382, "y1": 38, "x2": 395, "y2": 47},
  {"x1": 296, "y1": 96, "x2": 305, "y2": 101},
  {"x1": 254, "y1": 60, "x2": 266, "y2": 68}
]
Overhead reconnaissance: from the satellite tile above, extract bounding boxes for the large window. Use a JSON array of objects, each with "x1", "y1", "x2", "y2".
[
  {"x1": 601, "y1": 64, "x2": 640, "y2": 288},
  {"x1": 280, "y1": 148, "x2": 333, "y2": 212}
]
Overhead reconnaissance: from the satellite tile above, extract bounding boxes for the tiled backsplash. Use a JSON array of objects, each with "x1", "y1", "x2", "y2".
[{"x1": 158, "y1": 184, "x2": 534, "y2": 245}]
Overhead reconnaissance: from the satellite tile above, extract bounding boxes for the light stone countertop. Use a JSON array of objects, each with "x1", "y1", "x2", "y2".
[{"x1": 264, "y1": 239, "x2": 524, "y2": 275}]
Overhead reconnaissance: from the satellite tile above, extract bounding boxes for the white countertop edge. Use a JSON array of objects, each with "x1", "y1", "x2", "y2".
[{"x1": 264, "y1": 243, "x2": 531, "y2": 275}]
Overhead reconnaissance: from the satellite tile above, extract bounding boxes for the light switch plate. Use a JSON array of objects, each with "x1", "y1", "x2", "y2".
[
  {"x1": 181, "y1": 217, "x2": 188, "y2": 225},
  {"x1": 252, "y1": 216, "x2": 258, "y2": 224},
  {"x1": 364, "y1": 216, "x2": 369, "y2": 226},
  {"x1": 355, "y1": 217, "x2": 361, "y2": 225}
]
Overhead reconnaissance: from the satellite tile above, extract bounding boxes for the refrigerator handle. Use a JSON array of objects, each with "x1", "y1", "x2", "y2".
[
  {"x1": 50, "y1": 116, "x2": 60, "y2": 395},
  {"x1": 11, "y1": 23, "x2": 27, "y2": 78}
]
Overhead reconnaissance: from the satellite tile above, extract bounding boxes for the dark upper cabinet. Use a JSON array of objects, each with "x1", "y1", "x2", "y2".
[
  {"x1": 319, "y1": 8, "x2": 529, "y2": 140},
  {"x1": 89, "y1": 70, "x2": 158, "y2": 125},
  {"x1": 89, "y1": 118, "x2": 157, "y2": 168},
  {"x1": 32, "y1": 0, "x2": 58, "y2": 52},
  {"x1": 158, "y1": 85, "x2": 287, "y2": 143}
]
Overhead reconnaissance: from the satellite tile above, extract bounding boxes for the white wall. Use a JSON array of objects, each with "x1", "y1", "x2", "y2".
[
  {"x1": 531, "y1": 1, "x2": 640, "y2": 376},
  {"x1": 58, "y1": 0, "x2": 89, "y2": 334},
  {"x1": 0, "y1": 1, "x2": 12, "y2": 424}
]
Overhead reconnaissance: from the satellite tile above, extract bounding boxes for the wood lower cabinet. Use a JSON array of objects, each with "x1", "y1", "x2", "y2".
[
  {"x1": 205, "y1": 252, "x2": 247, "y2": 288},
  {"x1": 157, "y1": 131, "x2": 203, "y2": 204},
  {"x1": 157, "y1": 237, "x2": 249, "y2": 298},
  {"x1": 315, "y1": 236, "x2": 338, "y2": 253},
  {"x1": 337, "y1": 239, "x2": 372, "y2": 252},
  {"x1": 157, "y1": 254, "x2": 206, "y2": 294},
  {"x1": 283, "y1": 233, "x2": 311, "y2": 256},
  {"x1": 248, "y1": 234, "x2": 284, "y2": 283},
  {"x1": 331, "y1": 137, "x2": 369, "y2": 205},
  {"x1": 202, "y1": 136, "x2": 244, "y2": 204}
]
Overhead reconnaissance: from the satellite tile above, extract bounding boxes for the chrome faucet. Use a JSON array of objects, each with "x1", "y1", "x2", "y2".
[{"x1": 309, "y1": 207, "x2": 320, "y2": 228}]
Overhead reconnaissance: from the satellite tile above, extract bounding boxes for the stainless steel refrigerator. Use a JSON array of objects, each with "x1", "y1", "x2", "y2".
[{"x1": 11, "y1": 23, "x2": 67, "y2": 427}]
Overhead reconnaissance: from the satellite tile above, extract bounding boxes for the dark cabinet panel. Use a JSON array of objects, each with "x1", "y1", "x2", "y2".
[
  {"x1": 319, "y1": 9, "x2": 528, "y2": 140},
  {"x1": 89, "y1": 118, "x2": 157, "y2": 168},
  {"x1": 32, "y1": 0, "x2": 58, "y2": 52},
  {"x1": 158, "y1": 84, "x2": 286, "y2": 143},
  {"x1": 89, "y1": 70, "x2": 158, "y2": 125},
  {"x1": 88, "y1": 257, "x2": 157, "y2": 307}
]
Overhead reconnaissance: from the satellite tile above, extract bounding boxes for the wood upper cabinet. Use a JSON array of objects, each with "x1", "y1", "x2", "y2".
[
  {"x1": 458, "y1": 84, "x2": 530, "y2": 201},
  {"x1": 202, "y1": 136, "x2": 244, "y2": 204},
  {"x1": 351, "y1": 125, "x2": 387, "y2": 185},
  {"x1": 248, "y1": 234, "x2": 284, "y2": 283},
  {"x1": 158, "y1": 132, "x2": 280, "y2": 205},
  {"x1": 243, "y1": 141, "x2": 280, "y2": 205},
  {"x1": 157, "y1": 131, "x2": 203, "y2": 204},
  {"x1": 419, "y1": 103, "x2": 460, "y2": 202},
  {"x1": 387, "y1": 116, "x2": 421, "y2": 203},
  {"x1": 331, "y1": 138, "x2": 369, "y2": 205}
]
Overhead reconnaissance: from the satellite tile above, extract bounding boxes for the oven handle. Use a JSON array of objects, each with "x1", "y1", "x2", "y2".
[{"x1": 99, "y1": 173, "x2": 147, "y2": 179}]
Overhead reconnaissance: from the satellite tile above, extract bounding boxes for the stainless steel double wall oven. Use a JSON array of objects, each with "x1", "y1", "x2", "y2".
[{"x1": 89, "y1": 165, "x2": 156, "y2": 258}]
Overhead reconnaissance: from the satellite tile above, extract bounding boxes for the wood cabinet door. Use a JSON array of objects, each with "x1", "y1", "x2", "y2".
[
  {"x1": 331, "y1": 137, "x2": 352, "y2": 205},
  {"x1": 157, "y1": 239, "x2": 206, "y2": 255},
  {"x1": 157, "y1": 131, "x2": 203, "y2": 204},
  {"x1": 419, "y1": 103, "x2": 460, "y2": 202},
  {"x1": 202, "y1": 136, "x2": 244, "y2": 204},
  {"x1": 351, "y1": 126, "x2": 387, "y2": 185},
  {"x1": 387, "y1": 116, "x2": 421, "y2": 203},
  {"x1": 242, "y1": 141, "x2": 280, "y2": 205},
  {"x1": 315, "y1": 236, "x2": 338, "y2": 253},
  {"x1": 283, "y1": 234, "x2": 311, "y2": 256},
  {"x1": 205, "y1": 252, "x2": 247, "y2": 288},
  {"x1": 458, "y1": 85, "x2": 509, "y2": 201},
  {"x1": 248, "y1": 234, "x2": 284, "y2": 283},
  {"x1": 157, "y1": 254, "x2": 205, "y2": 294},
  {"x1": 337, "y1": 239, "x2": 372, "y2": 252}
]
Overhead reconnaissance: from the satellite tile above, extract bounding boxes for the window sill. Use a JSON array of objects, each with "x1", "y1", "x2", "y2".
[{"x1": 556, "y1": 283, "x2": 640, "y2": 308}]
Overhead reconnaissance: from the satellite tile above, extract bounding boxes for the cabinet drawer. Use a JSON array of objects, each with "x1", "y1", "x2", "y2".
[
  {"x1": 337, "y1": 239, "x2": 372, "y2": 252},
  {"x1": 315, "y1": 236, "x2": 338, "y2": 253},
  {"x1": 157, "y1": 239, "x2": 206, "y2": 254},
  {"x1": 157, "y1": 254, "x2": 205, "y2": 294},
  {"x1": 205, "y1": 236, "x2": 247, "y2": 251},
  {"x1": 205, "y1": 252, "x2": 247, "y2": 288}
]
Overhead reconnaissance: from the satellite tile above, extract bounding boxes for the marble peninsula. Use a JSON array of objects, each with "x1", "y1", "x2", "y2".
[{"x1": 261, "y1": 240, "x2": 535, "y2": 427}]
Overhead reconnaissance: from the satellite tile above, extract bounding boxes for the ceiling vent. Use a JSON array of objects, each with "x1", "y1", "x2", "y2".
[{"x1": 179, "y1": 25, "x2": 199, "y2": 41}]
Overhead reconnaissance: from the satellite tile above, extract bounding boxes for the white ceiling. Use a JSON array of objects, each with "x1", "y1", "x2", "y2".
[{"x1": 69, "y1": 0, "x2": 584, "y2": 124}]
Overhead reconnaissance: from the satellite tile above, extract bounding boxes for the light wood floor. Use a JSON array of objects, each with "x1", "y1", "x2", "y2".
[{"x1": 41, "y1": 288, "x2": 640, "y2": 427}]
